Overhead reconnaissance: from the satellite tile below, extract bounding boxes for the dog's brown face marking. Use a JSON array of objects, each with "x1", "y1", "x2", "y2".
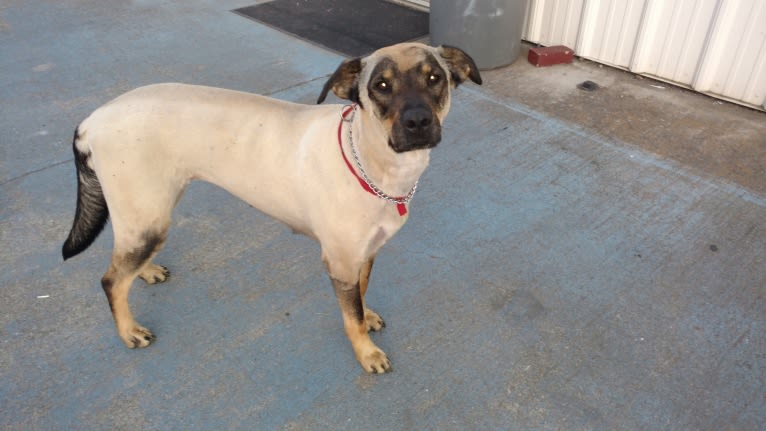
[
  {"x1": 366, "y1": 50, "x2": 449, "y2": 152},
  {"x1": 317, "y1": 43, "x2": 482, "y2": 153}
]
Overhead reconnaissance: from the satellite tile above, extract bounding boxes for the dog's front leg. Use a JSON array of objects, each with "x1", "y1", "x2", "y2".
[
  {"x1": 359, "y1": 257, "x2": 385, "y2": 332},
  {"x1": 329, "y1": 274, "x2": 391, "y2": 373}
]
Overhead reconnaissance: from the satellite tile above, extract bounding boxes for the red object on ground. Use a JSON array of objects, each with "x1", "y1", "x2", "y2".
[{"x1": 528, "y1": 45, "x2": 574, "y2": 67}]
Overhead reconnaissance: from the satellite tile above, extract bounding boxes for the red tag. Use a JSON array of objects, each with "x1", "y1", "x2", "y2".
[{"x1": 396, "y1": 203, "x2": 407, "y2": 216}]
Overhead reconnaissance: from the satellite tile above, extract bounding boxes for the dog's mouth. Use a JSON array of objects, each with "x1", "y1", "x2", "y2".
[
  {"x1": 389, "y1": 110, "x2": 442, "y2": 153},
  {"x1": 388, "y1": 135, "x2": 440, "y2": 153}
]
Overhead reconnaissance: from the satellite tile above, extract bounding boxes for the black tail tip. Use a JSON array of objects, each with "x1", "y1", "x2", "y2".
[{"x1": 62, "y1": 241, "x2": 79, "y2": 261}]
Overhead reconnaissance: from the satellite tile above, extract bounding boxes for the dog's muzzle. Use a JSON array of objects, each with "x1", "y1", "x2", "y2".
[{"x1": 389, "y1": 105, "x2": 442, "y2": 153}]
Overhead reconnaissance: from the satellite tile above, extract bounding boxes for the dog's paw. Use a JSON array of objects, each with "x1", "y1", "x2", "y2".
[
  {"x1": 120, "y1": 325, "x2": 155, "y2": 348},
  {"x1": 139, "y1": 264, "x2": 170, "y2": 284},
  {"x1": 359, "y1": 348, "x2": 392, "y2": 374},
  {"x1": 364, "y1": 307, "x2": 385, "y2": 332}
]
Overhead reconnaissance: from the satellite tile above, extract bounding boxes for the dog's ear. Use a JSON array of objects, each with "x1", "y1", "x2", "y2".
[
  {"x1": 317, "y1": 57, "x2": 363, "y2": 104},
  {"x1": 438, "y1": 45, "x2": 482, "y2": 87}
]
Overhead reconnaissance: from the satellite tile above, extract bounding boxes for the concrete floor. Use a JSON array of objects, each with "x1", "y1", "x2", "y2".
[{"x1": 1, "y1": 1, "x2": 765, "y2": 430}]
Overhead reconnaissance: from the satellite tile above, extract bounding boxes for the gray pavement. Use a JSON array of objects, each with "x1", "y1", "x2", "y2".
[{"x1": 1, "y1": 1, "x2": 764, "y2": 430}]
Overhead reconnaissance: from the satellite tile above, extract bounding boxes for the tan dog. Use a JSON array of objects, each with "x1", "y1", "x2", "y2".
[{"x1": 62, "y1": 42, "x2": 481, "y2": 373}]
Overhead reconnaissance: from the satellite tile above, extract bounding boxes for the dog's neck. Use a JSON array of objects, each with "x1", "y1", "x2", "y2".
[{"x1": 349, "y1": 110, "x2": 430, "y2": 198}]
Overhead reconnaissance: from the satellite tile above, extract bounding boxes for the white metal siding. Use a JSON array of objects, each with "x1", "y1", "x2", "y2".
[
  {"x1": 623, "y1": 0, "x2": 718, "y2": 88},
  {"x1": 692, "y1": 1, "x2": 766, "y2": 106},
  {"x1": 414, "y1": 0, "x2": 764, "y2": 108},
  {"x1": 398, "y1": 0, "x2": 430, "y2": 9},
  {"x1": 525, "y1": 0, "x2": 584, "y2": 49},
  {"x1": 523, "y1": 0, "x2": 766, "y2": 109}
]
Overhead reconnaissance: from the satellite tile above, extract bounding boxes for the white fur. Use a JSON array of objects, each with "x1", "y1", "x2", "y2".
[
  {"x1": 69, "y1": 42, "x2": 479, "y2": 373},
  {"x1": 79, "y1": 83, "x2": 421, "y2": 278}
]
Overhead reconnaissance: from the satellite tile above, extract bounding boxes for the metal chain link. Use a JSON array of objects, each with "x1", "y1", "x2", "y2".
[{"x1": 342, "y1": 105, "x2": 418, "y2": 205}]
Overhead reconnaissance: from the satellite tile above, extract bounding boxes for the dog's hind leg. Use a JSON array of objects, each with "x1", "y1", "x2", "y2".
[
  {"x1": 359, "y1": 256, "x2": 385, "y2": 332},
  {"x1": 102, "y1": 228, "x2": 168, "y2": 348},
  {"x1": 93, "y1": 151, "x2": 183, "y2": 347}
]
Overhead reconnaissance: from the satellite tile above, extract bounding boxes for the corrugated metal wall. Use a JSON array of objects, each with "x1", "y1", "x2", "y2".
[
  {"x1": 523, "y1": 0, "x2": 766, "y2": 109},
  {"x1": 394, "y1": 0, "x2": 430, "y2": 10},
  {"x1": 412, "y1": 0, "x2": 765, "y2": 109}
]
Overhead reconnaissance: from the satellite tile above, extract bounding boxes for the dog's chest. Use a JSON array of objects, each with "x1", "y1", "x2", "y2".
[{"x1": 364, "y1": 209, "x2": 408, "y2": 256}]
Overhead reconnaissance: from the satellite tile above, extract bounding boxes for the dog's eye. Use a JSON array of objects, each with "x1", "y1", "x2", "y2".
[
  {"x1": 428, "y1": 74, "x2": 442, "y2": 85},
  {"x1": 375, "y1": 80, "x2": 391, "y2": 93}
]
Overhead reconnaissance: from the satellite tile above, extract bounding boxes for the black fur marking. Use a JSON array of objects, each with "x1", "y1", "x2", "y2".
[
  {"x1": 366, "y1": 58, "x2": 397, "y2": 119},
  {"x1": 440, "y1": 45, "x2": 483, "y2": 86},
  {"x1": 368, "y1": 90, "x2": 389, "y2": 118},
  {"x1": 367, "y1": 55, "x2": 448, "y2": 123},
  {"x1": 419, "y1": 52, "x2": 450, "y2": 111},
  {"x1": 317, "y1": 57, "x2": 362, "y2": 104},
  {"x1": 62, "y1": 127, "x2": 109, "y2": 260},
  {"x1": 369, "y1": 53, "x2": 447, "y2": 153},
  {"x1": 347, "y1": 86, "x2": 363, "y2": 109},
  {"x1": 101, "y1": 276, "x2": 115, "y2": 313},
  {"x1": 450, "y1": 71, "x2": 463, "y2": 88},
  {"x1": 330, "y1": 277, "x2": 364, "y2": 323},
  {"x1": 126, "y1": 231, "x2": 166, "y2": 272},
  {"x1": 368, "y1": 90, "x2": 389, "y2": 119}
]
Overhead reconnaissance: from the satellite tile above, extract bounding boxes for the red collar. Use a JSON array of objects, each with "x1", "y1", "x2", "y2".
[{"x1": 337, "y1": 105, "x2": 409, "y2": 216}]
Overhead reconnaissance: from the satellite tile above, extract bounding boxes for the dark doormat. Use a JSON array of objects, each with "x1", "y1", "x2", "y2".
[{"x1": 233, "y1": 0, "x2": 429, "y2": 57}]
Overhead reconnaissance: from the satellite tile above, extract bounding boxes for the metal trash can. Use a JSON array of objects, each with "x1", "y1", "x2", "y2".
[{"x1": 430, "y1": 0, "x2": 526, "y2": 70}]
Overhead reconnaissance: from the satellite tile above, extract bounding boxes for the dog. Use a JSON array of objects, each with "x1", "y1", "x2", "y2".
[{"x1": 62, "y1": 42, "x2": 482, "y2": 373}]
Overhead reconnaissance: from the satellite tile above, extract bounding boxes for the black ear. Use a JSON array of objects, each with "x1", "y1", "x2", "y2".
[
  {"x1": 438, "y1": 45, "x2": 482, "y2": 87},
  {"x1": 317, "y1": 57, "x2": 363, "y2": 104}
]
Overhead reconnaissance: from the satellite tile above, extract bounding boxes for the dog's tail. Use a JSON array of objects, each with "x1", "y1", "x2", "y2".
[{"x1": 62, "y1": 127, "x2": 109, "y2": 260}]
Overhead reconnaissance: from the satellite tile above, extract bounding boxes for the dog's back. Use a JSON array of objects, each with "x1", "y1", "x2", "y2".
[{"x1": 72, "y1": 83, "x2": 341, "y2": 237}]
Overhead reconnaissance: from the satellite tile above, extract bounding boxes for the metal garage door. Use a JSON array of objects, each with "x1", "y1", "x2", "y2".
[{"x1": 525, "y1": 0, "x2": 766, "y2": 110}]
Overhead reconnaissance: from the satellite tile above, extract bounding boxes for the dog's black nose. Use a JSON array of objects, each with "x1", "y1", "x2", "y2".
[{"x1": 402, "y1": 106, "x2": 433, "y2": 134}]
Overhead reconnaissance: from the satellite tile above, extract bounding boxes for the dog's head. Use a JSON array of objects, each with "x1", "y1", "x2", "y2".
[{"x1": 317, "y1": 43, "x2": 482, "y2": 153}]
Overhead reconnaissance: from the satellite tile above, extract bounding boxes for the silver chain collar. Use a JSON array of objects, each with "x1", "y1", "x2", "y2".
[{"x1": 342, "y1": 105, "x2": 418, "y2": 206}]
